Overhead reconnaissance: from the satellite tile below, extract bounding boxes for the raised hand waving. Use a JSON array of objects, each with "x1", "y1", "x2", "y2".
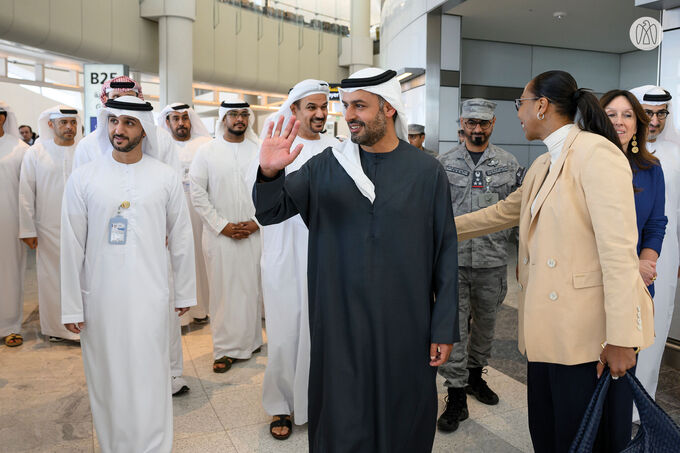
[{"x1": 260, "y1": 115, "x2": 304, "y2": 178}]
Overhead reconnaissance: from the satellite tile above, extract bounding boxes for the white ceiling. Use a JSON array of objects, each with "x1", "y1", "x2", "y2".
[{"x1": 446, "y1": 0, "x2": 661, "y2": 53}]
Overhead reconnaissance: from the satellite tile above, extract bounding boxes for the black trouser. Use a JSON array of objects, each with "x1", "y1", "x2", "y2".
[{"x1": 527, "y1": 361, "x2": 635, "y2": 453}]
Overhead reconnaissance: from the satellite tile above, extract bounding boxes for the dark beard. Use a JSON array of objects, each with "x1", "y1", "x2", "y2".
[
  {"x1": 466, "y1": 132, "x2": 488, "y2": 147},
  {"x1": 111, "y1": 133, "x2": 143, "y2": 153},
  {"x1": 349, "y1": 110, "x2": 387, "y2": 146},
  {"x1": 173, "y1": 127, "x2": 189, "y2": 139},
  {"x1": 227, "y1": 127, "x2": 245, "y2": 136}
]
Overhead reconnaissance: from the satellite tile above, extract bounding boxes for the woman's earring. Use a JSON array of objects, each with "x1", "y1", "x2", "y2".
[
  {"x1": 631, "y1": 134, "x2": 639, "y2": 153},
  {"x1": 537, "y1": 112, "x2": 545, "y2": 120}
]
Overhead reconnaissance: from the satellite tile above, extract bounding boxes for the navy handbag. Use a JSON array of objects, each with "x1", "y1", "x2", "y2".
[{"x1": 569, "y1": 368, "x2": 680, "y2": 452}]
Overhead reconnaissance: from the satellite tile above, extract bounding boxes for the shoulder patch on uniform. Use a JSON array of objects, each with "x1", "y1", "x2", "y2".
[
  {"x1": 445, "y1": 166, "x2": 470, "y2": 176},
  {"x1": 485, "y1": 166, "x2": 509, "y2": 176},
  {"x1": 516, "y1": 167, "x2": 527, "y2": 186}
]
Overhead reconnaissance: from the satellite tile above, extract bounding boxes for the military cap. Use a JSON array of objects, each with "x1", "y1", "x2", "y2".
[
  {"x1": 461, "y1": 98, "x2": 497, "y2": 121},
  {"x1": 408, "y1": 123, "x2": 425, "y2": 135}
]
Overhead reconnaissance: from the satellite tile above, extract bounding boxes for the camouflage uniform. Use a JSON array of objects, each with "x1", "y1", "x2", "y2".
[
  {"x1": 438, "y1": 141, "x2": 523, "y2": 388},
  {"x1": 422, "y1": 147, "x2": 438, "y2": 158}
]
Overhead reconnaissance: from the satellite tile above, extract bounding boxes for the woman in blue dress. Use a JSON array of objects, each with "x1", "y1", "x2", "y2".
[{"x1": 601, "y1": 90, "x2": 667, "y2": 297}]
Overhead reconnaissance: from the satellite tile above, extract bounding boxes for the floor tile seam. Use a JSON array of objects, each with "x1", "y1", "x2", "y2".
[
  {"x1": 471, "y1": 422, "x2": 531, "y2": 453},
  {"x1": 485, "y1": 365, "x2": 529, "y2": 388},
  {"x1": 173, "y1": 430, "x2": 232, "y2": 443},
  {"x1": 224, "y1": 427, "x2": 239, "y2": 453},
  {"x1": 204, "y1": 382, "x2": 265, "y2": 398},
  {"x1": 189, "y1": 370, "x2": 231, "y2": 434},
  {"x1": 182, "y1": 335, "x2": 211, "y2": 398},
  {"x1": 91, "y1": 418, "x2": 96, "y2": 452},
  {"x1": 181, "y1": 332, "x2": 232, "y2": 437},
  {"x1": 0, "y1": 414, "x2": 95, "y2": 430},
  {"x1": 466, "y1": 403, "x2": 529, "y2": 419},
  {"x1": 224, "y1": 418, "x2": 282, "y2": 432},
  {"x1": 449, "y1": 434, "x2": 525, "y2": 451},
  {"x1": 21, "y1": 306, "x2": 40, "y2": 326},
  {"x1": 475, "y1": 414, "x2": 531, "y2": 439}
]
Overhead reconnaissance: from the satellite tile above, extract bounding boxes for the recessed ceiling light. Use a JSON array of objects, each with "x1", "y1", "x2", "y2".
[{"x1": 553, "y1": 11, "x2": 567, "y2": 20}]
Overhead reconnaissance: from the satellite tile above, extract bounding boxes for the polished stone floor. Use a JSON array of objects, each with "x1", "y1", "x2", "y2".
[{"x1": 2, "y1": 252, "x2": 680, "y2": 452}]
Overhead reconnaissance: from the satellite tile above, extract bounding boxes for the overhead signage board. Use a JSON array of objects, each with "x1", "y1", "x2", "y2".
[{"x1": 83, "y1": 64, "x2": 129, "y2": 134}]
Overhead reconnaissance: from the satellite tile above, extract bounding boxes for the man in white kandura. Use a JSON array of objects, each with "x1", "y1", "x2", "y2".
[
  {"x1": 0, "y1": 101, "x2": 29, "y2": 347},
  {"x1": 630, "y1": 85, "x2": 680, "y2": 418},
  {"x1": 159, "y1": 102, "x2": 212, "y2": 325},
  {"x1": 61, "y1": 96, "x2": 196, "y2": 453},
  {"x1": 73, "y1": 76, "x2": 180, "y2": 172},
  {"x1": 190, "y1": 101, "x2": 263, "y2": 374},
  {"x1": 19, "y1": 106, "x2": 82, "y2": 342},
  {"x1": 158, "y1": 102, "x2": 212, "y2": 396},
  {"x1": 74, "y1": 77, "x2": 187, "y2": 396},
  {"x1": 256, "y1": 80, "x2": 339, "y2": 440}
]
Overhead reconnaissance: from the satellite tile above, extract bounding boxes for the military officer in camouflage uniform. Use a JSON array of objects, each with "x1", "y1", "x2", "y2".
[
  {"x1": 436, "y1": 98, "x2": 524, "y2": 433},
  {"x1": 408, "y1": 123, "x2": 438, "y2": 158}
]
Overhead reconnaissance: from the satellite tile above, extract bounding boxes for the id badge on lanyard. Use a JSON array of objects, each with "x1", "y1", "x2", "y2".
[
  {"x1": 109, "y1": 201, "x2": 131, "y2": 245},
  {"x1": 182, "y1": 167, "x2": 191, "y2": 194}
]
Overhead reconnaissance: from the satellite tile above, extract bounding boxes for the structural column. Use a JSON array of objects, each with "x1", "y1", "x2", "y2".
[
  {"x1": 349, "y1": 0, "x2": 372, "y2": 73},
  {"x1": 141, "y1": 0, "x2": 196, "y2": 106}
]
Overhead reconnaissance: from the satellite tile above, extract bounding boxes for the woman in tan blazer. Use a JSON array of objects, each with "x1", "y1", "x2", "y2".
[{"x1": 455, "y1": 70, "x2": 654, "y2": 453}]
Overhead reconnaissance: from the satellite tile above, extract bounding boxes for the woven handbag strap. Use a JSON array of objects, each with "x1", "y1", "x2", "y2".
[
  {"x1": 625, "y1": 372, "x2": 680, "y2": 449},
  {"x1": 569, "y1": 369, "x2": 612, "y2": 453}
]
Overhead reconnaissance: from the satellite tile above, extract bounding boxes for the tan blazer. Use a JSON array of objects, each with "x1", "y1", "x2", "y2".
[{"x1": 456, "y1": 126, "x2": 654, "y2": 365}]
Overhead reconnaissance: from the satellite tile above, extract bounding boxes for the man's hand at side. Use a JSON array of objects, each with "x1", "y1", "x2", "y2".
[{"x1": 430, "y1": 343, "x2": 453, "y2": 367}]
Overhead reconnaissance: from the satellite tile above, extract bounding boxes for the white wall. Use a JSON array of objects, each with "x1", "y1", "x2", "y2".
[
  {"x1": 460, "y1": 39, "x2": 658, "y2": 168},
  {"x1": 380, "y1": 14, "x2": 427, "y2": 71},
  {"x1": 620, "y1": 50, "x2": 659, "y2": 90},
  {"x1": 402, "y1": 85, "x2": 426, "y2": 125},
  {"x1": 380, "y1": 5, "x2": 462, "y2": 153},
  {"x1": 0, "y1": 82, "x2": 80, "y2": 131},
  {"x1": 380, "y1": 0, "x2": 429, "y2": 49},
  {"x1": 461, "y1": 40, "x2": 532, "y2": 88}
]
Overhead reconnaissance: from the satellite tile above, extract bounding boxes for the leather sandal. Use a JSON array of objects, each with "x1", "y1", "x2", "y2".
[
  {"x1": 4, "y1": 333, "x2": 23, "y2": 347},
  {"x1": 213, "y1": 356, "x2": 234, "y2": 373},
  {"x1": 270, "y1": 414, "x2": 292, "y2": 440}
]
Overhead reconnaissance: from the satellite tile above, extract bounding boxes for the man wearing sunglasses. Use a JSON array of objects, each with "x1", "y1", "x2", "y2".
[{"x1": 436, "y1": 98, "x2": 523, "y2": 433}]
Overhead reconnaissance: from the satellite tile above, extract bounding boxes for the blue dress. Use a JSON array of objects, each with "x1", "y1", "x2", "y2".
[{"x1": 632, "y1": 161, "x2": 667, "y2": 297}]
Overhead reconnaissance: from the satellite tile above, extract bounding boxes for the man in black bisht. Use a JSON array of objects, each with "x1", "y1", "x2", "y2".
[{"x1": 253, "y1": 67, "x2": 460, "y2": 453}]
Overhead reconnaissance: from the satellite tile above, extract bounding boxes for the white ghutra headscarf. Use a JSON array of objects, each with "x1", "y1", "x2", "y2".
[
  {"x1": 158, "y1": 103, "x2": 211, "y2": 139},
  {"x1": 0, "y1": 101, "x2": 20, "y2": 139},
  {"x1": 37, "y1": 105, "x2": 83, "y2": 144},
  {"x1": 96, "y1": 96, "x2": 160, "y2": 160},
  {"x1": 630, "y1": 85, "x2": 680, "y2": 146},
  {"x1": 217, "y1": 101, "x2": 259, "y2": 145},
  {"x1": 260, "y1": 79, "x2": 330, "y2": 140},
  {"x1": 335, "y1": 67, "x2": 407, "y2": 203}
]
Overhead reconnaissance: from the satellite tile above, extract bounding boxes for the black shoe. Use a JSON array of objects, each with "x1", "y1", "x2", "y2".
[
  {"x1": 465, "y1": 367, "x2": 499, "y2": 405},
  {"x1": 193, "y1": 315, "x2": 210, "y2": 325},
  {"x1": 437, "y1": 387, "x2": 469, "y2": 432}
]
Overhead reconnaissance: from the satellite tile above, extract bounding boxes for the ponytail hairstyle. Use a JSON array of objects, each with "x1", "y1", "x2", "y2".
[
  {"x1": 600, "y1": 89, "x2": 658, "y2": 171},
  {"x1": 530, "y1": 70, "x2": 621, "y2": 149}
]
